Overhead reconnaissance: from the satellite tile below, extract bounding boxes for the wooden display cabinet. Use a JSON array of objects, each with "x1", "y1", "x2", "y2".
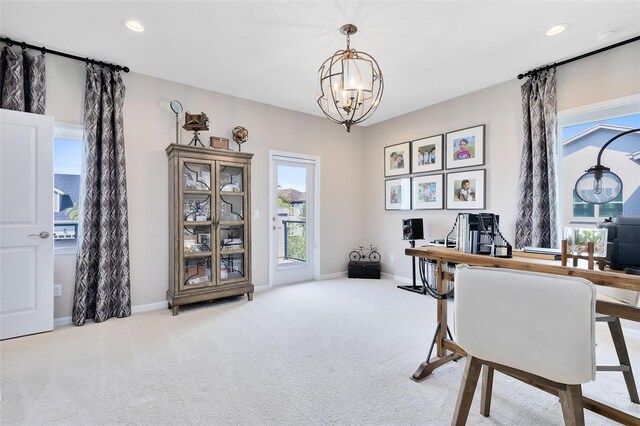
[{"x1": 166, "y1": 144, "x2": 253, "y2": 315}]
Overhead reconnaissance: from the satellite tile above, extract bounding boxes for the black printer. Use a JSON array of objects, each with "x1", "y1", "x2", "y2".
[{"x1": 598, "y1": 216, "x2": 640, "y2": 270}]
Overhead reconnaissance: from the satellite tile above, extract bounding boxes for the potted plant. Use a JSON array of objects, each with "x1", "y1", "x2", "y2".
[{"x1": 566, "y1": 228, "x2": 608, "y2": 257}]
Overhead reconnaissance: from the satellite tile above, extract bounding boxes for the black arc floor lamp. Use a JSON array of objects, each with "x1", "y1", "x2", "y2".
[{"x1": 574, "y1": 127, "x2": 640, "y2": 204}]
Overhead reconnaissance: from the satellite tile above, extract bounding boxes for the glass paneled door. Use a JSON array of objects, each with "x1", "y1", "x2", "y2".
[
  {"x1": 272, "y1": 157, "x2": 315, "y2": 285},
  {"x1": 218, "y1": 163, "x2": 248, "y2": 284},
  {"x1": 181, "y1": 161, "x2": 214, "y2": 290}
]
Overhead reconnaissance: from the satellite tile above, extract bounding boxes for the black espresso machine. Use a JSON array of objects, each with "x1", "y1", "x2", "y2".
[{"x1": 598, "y1": 216, "x2": 640, "y2": 271}]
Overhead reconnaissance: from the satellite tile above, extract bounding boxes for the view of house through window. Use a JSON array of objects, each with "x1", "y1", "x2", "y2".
[
  {"x1": 560, "y1": 108, "x2": 640, "y2": 226},
  {"x1": 53, "y1": 123, "x2": 83, "y2": 249},
  {"x1": 277, "y1": 165, "x2": 307, "y2": 265}
]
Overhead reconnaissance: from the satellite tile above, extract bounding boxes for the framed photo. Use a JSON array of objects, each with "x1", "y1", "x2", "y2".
[
  {"x1": 446, "y1": 169, "x2": 486, "y2": 210},
  {"x1": 385, "y1": 178, "x2": 411, "y2": 210},
  {"x1": 412, "y1": 135, "x2": 443, "y2": 173},
  {"x1": 384, "y1": 142, "x2": 411, "y2": 176},
  {"x1": 412, "y1": 174, "x2": 444, "y2": 210},
  {"x1": 445, "y1": 125, "x2": 485, "y2": 169}
]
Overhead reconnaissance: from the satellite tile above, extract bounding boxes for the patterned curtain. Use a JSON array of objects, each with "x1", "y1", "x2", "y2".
[
  {"x1": 515, "y1": 69, "x2": 560, "y2": 249},
  {"x1": 72, "y1": 66, "x2": 131, "y2": 325},
  {"x1": 0, "y1": 47, "x2": 46, "y2": 114}
]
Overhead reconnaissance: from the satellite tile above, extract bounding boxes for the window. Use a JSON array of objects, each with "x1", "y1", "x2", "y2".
[
  {"x1": 559, "y1": 95, "x2": 640, "y2": 226},
  {"x1": 572, "y1": 190, "x2": 622, "y2": 218},
  {"x1": 53, "y1": 122, "x2": 83, "y2": 251}
]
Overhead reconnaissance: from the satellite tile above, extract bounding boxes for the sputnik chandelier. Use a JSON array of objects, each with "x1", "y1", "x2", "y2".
[{"x1": 317, "y1": 24, "x2": 383, "y2": 133}]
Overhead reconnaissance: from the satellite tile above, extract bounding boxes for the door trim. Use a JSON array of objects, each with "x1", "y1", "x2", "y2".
[{"x1": 268, "y1": 150, "x2": 321, "y2": 287}]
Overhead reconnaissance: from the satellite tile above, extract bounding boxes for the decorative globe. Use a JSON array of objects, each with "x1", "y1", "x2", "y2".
[{"x1": 232, "y1": 126, "x2": 248, "y2": 143}]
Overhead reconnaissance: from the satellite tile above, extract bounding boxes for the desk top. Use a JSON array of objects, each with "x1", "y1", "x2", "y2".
[{"x1": 405, "y1": 246, "x2": 640, "y2": 292}]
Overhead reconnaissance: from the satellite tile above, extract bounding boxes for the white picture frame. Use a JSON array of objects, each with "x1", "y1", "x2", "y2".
[
  {"x1": 412, "y1": 134, "x2": 443, "y2": 174},
  {"x1": 384, "y1": 142, "x2": 411, "y2": 177},
  {"x1": 385, "y1": 178, "x2": 411, "y2": 210},
  {"x1": 445, "y1": 125, "x2": 485, "y2": 170},
  {"x1": 446, "y1": 169, "x2": 486, "y2": 210},
  {"x1": 412, "y1": 174, "x2": 444, "y2": 210}
]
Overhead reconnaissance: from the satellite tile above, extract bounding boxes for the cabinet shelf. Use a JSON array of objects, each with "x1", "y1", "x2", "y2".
[
  {"x1": 184, "y1": 251, "x2": 213, "y2": 258},
  {"x1": 184, "y1": 190, "x2": 212, "y2": 195},
  {"x1": 184, "y1": 280, "x2": 213, "y2": 288},
  {"x1": 183, "y1": 220, "x2": 212, "y2": 226},
  {"x1": 167, "y1": 144, "x2": 254, "y2": 316},
  {"x1": 220, "y1": 248, "x2": 244, "y2": 254},
  {"x1": 220, "y1": 220, "x2": 244, "y2": 226}
]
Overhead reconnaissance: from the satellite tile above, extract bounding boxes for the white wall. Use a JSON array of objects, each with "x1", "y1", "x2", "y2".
[
  {"x1": 362, "y1": 42, "x2": 640, "y2": 280},
  {"x1": 47, "y1": 55, "x2": 366, "y2": 319}
]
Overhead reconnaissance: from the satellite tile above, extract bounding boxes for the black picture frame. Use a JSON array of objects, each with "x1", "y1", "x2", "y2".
[
  {"x1": 412, "y1": 173, "x2": 445, "y2": 210},
  {"x1": 445, "y1": 124, "x2": 486, "y2": 170},
  {"x1": 411, "y1": 134, "x2": 443, "y2": 174},
  {"x1": 385, "y1": 177, "x2": 411, "y2": 210},
  {"x1": 384, "y1": 141, "x2": 411, "y2": 177},
  {"x1": 445, "y1": 169, "x2": 486, "y2": 210}
]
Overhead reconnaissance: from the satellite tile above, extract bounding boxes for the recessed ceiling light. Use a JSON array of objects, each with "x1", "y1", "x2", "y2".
[
  {"x1": 546, "y1": 24, "x2": 567, "y2": 36},
  {"x1": 125, "y1": 20, "x2": 144, "y2": 33},
  {"x1": 597, "y1": 30, "x2": 616, "y2": 41}
]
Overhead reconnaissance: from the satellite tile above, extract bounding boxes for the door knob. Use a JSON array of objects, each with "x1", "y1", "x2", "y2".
[{"x1": 28, "y1": 231, "x2": 50, "y2": 239}]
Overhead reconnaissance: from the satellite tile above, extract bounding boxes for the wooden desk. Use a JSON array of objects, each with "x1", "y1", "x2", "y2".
[{"x1": 405, "y1": 246, "x2": 640, "y2": 425}]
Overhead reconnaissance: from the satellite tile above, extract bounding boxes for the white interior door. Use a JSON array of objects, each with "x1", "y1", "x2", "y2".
[
  {"x1": 0, "y1": 109, "x2": 54, "y2": 340},
  {"x1": 271, "y1": 156, "x2": 315, "y2": 285}
]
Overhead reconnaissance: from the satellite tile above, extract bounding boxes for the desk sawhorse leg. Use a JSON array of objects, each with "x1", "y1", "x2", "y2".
[{"x1": 411, "y1": 258, "x2": 462, "y2": 382}]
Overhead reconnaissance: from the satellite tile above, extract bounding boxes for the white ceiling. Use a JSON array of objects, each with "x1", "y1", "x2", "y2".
[{"x1": 1, "y1": 1, "x2": 639, "y2": 125}]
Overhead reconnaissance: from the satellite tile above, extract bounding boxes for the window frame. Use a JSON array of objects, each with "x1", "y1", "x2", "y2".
[{"x1": 53, "y1": 121, "x2": 83, "y2": 256}]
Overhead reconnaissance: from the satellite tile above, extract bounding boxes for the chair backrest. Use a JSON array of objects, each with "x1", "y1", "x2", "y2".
[{"x1": 454, "y1": 265, "x2": 596, "y2": 385}]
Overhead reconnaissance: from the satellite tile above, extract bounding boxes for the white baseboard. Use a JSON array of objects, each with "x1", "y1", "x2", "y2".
[
  {"x1": 132, "y1": 301, "x2": 168, "y2": 314},
  {"x1": 54, "y1": 301, "x2": 171, "y2": 327},
  {"x1": 318, "y1": 271, "x2": 347, "y2": 280},
  {"x1": 54, "y1": 316, "x2": 72, "y2": 327},
  {"x1": 381, "y1": 272, "x2": 411, "y2": 284},
  {"x1": 53, "y1": 286, "x2": 273, "y2": 327}
]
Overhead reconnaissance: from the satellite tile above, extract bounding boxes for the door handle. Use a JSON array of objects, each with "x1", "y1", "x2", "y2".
[
  {"x1": 272, "y1": 226, "x2": 282, "y2": 230},
  {"x1": 28, "y1": 231, "x2": 50, "y2": 239}
]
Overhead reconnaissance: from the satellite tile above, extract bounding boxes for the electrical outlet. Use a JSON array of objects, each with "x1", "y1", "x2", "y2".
[
  {"x1": 254, "y1": 209, "x2": 260, "y2": 219},
  {"x1": 54, "y1": 284, "x2": 62, "y2": 297},
  {"x1": 390, "y1": 254, "x2": 395, "y2": 262}
]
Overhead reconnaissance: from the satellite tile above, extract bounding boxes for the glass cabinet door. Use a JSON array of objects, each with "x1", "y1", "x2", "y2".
[
  {"x1": 217, "y1": 162, "x2": 247, "y2": 284},
  {"x1": 219, "y1": 165, "x2": 244, "y2": 193},
  {"x1": 180, "y1": 160, "x2": 214, "y2": 290},
  {"x1": 183, "y1": 162, "x2": 211, "y2": 191}
]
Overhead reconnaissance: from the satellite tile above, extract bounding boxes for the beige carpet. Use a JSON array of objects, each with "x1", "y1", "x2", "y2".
[{"x1": 1, "y1": 278, "x2": 638, "y2": 425}]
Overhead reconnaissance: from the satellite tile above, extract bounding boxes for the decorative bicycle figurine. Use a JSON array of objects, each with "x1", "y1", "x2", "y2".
[{"x1": 349, "y1": 244, "x2": 381, "y2": 263}]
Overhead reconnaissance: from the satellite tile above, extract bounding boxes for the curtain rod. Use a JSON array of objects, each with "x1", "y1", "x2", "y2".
[
  {"x1": 0, "y1": 36, "x2": 130, "y2": 73},
  {"x1": 517, "y1": 34, "x2": 640, "y2": 80}
]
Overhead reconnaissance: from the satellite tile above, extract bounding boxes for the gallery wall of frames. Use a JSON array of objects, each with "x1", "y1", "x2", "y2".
[{"x1": 384, "y1": 124, "x2": 486, "y2": 211}]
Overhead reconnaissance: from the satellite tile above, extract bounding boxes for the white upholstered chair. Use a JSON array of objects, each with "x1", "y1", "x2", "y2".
[
  {"x1": 452, "y1": 265, "x2": 596, "y2": 426},
  {"x1": 595, "y1": 286, "x2": 639, "y2": 403}
]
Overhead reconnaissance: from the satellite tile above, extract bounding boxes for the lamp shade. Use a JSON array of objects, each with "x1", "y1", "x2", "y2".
[
  {"x1": 572, "y1": 127, "x2": 639, "y2": 205},
  {"x1": 574, "y1": 168, "x2": 622, "y2": 204}
]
